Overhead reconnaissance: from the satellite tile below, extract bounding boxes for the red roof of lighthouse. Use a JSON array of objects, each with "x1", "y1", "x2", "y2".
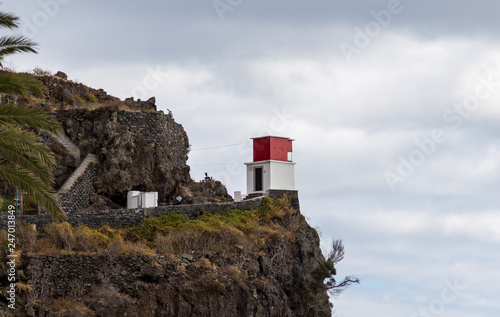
[{"x1": 252, "y1": 136, "x2": 294, "y2": 162}]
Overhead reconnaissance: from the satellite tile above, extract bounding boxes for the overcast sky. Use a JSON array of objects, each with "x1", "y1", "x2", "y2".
[{"x1": 4, "y1": 1, "x2": 500, "y2": 316}]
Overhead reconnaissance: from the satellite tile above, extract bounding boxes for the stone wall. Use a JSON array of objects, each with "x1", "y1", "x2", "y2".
[
  {"x1": 22, "y1": 254, "x2": 173, "y2": 298},
  {"x1": 57, "y1": 163, "x2": 98, "y2": 213},
  {"x1": 267, "y1": 190, "x2": 300, "y2": 212},
  {"x1": 55, "y1": 109, "x2": 191, "y2": 204},
  {"x1": 1, "y1": 197, "x2": 266, "y2": 229},
  {"x1": 113, "y1": 110, "x2": 188, "y2": 167},
  {"x1": 123, "y1": 96, "x2": 157, "y2": 111}
]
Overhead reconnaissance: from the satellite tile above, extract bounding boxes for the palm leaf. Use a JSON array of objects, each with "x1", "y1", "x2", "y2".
[
  {"x1": 0, "y1": 11, "x2": 19, "y2": 29},
  {"x1": 0, "y1": 125, "x2": 56, "y2": 167},
  {"x1": 0, "y1": 72, "x2": 46, "y2": 97},
  {"x1": 0, "y1": 36, "x2": 37, "y2": 58},
  {"x1": 0, "y1": 162, "x2": 64, "y2": 219},
  {"x1": 0, "y1": 126, "x2": 55, "y2": 185},
  {"x1": 0, "y1": 102, "x2": 59, "y2": 134}
]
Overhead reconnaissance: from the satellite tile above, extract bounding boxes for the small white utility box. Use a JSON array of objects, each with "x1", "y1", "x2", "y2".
[
  {"x1": 127, "y1": 191, "x2": 141, "y2": 209},
  {"x1": 127, "y1": 191, "x2": 158, "y2": 209},
  {"x1": 141, "y1": 192, "x2": 158, "y2": 208},
  {"x1": 234, "y1": 191, "x2": 242, "y2": 202}
]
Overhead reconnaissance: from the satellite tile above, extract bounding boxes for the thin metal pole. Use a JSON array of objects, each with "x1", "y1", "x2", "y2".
[{"x1": 15, "y1": 163, "x2": 18, "y2": 216}]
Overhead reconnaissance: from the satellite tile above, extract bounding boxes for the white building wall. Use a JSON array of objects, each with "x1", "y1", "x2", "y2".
[
  {"x1": 246, "y1": 165, "x2": 253, "y2": 194},
  {"x1": 269, "y1": 161, "x2": 295, "y2": 190},
  {"x1": 245, "y1": 161, "x2": 270, "y2": 194},
  {"x1": 245, "y1": 160, "x2": 295, "y2": 194}
]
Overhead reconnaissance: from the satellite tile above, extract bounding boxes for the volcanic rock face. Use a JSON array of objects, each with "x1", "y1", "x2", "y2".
[
  {"x1": 54, "y1": 108, "x2": 191, "y2": 206},
  {"x1": 13, "y1": 207, "x2": 332, "y2": 317},
  {"x1": 3, "y1": 72, "x2": 230, "y2": 209}
]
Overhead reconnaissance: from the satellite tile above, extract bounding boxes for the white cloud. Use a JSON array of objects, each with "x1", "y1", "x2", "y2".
[{"x1": 444, "y1": 211, "x2": 500, "y2": 243}]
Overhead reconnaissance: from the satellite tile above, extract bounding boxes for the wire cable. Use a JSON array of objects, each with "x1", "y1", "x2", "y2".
[
  {"x1": 189, "y1": 162, "x2": 246, "y2": 167},
  {"x1": 190, "y1": 141, "x2": 251, "y2": 152}
]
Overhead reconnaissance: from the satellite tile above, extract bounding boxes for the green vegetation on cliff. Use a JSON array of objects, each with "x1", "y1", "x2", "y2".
[
  {"x1": 0, "y1": 197, "x2": 335, "y2": 316},
  {"x1": 5, "y1": 197, "x2": 303, "y2": 256}
]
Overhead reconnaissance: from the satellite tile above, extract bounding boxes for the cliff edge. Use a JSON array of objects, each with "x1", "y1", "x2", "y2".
[{"x1": 1, "y1": 197, "x2": 332, "y2": 316}]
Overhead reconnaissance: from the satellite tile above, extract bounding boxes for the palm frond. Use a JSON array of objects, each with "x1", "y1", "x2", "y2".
[
  {"x1": 0, "y1": 12, "x2": 19, "y2": 29},
  {"x1": 0, "y1": 102, "x2": 60, "y2": 134},
  {"x1": 0, "y1": 72, "x2": 46, "y2": 97},
  {"x1": 14, "y1": 73, "x2": 46, "y2": 96},
  {"x1": 0, "y1": 125, "x2": 57, "y2": 166},
  {"x1": 0, "y1": 127, "x2": 56, "y2": 185},
  {"x1": 0, "y1": 36, "x2": 37, "y2": 59},
  {"x1": 0, "y1": 162, "x2": 64, "y2": 219}
]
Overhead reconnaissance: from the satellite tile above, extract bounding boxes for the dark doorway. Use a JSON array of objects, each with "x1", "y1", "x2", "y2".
[{"x1": 255, "y1": 167, "x2": 263, "y2": 192}]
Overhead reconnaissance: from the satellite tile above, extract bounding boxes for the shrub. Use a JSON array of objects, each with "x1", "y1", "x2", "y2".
[
  {"x1": 17, "y1": 223, "x2": 38, "y2": 253},
  {"x1": 123, "y1": 213, "x2": 189, "y2": 242},
  {"x1": 98, "y1": 225, "x2": 120, "y2": 239},
  {"x1": 44, "y1": 222, "x2": 76, "y2": 251},
  {"x1": 0, "y1": 197, "x2": 15, "y2": 214},
  {"x1": 82, "y1": 92, "x2": 98, "y2": 103},
  {"x1": 73, "y1": 226, "x2": 111, "y2": 252},
  {"x1": 106, "y1": 235, "x2": 127, "y2": 256},
  {"x1": 257, "y1": 196, "x2": 290, "y2": 221},
  {"x1": 227, "y1": 265, "x2": 247, "y2": 285},
  {"x1": 32, "y1": 66, "x2": 52, "y2": 76},
  {"x1": 156, "y1": 234, "x2": 170, "y2": 254},
  {"x1": 106, "y1": 234, "x2": 152, "y2": 256},
  {"x1": 72, "y1": 95, "x2": 85, "y2": 106},
  {"x1": 196, "y1": 257, "x2": 217, "y2": 271}
]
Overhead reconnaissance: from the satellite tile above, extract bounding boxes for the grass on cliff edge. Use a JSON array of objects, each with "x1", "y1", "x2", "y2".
[{"x1": 1, "y1": 196, "x2": 305, "y2": 256}]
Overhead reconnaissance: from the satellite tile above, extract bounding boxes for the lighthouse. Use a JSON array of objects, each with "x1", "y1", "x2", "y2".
[{"x1": 245, "y1": 136, "x2": 295, "y2": 196}]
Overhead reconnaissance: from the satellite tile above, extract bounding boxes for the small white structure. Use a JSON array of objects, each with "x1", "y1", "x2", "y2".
[
  {"x1": 234, "y1": 191, "x2": 244, "y2": 202},
  {"x1": 127, "y1": 191, "x2": 158, "y2": 209},
  {"x1": 245, "y1": 136, "x2": 295, "y2": 195}
]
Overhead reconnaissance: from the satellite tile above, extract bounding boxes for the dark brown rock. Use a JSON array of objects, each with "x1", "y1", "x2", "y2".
[
  {"x1": 54, "y1": 71, "x2": 67, "y2": 80},
  {"x1": 9, "y1": 210, "x2": 331, "y2": 317},
  {"x1": 54, "y1": 109, "x2": 191, "y2": 206}
]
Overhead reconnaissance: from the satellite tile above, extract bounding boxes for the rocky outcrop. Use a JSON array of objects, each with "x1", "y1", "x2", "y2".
[
  {"x1": 53, "y1": 109, "x2": 191, "y2": 206},
  {"x1": 8, "y1": 206, "x2": 331, "y2": 317},
  {"x1": 181, "y1": 177, "x2": 234, "y2": 204},
  {"x1": 2, "y1": 72, "x2": 226, "y2": 209},
  {"x1": 35, "y1": 74, "x2": 120, "y2": 108},
  {"x1": 124, "y1": 96, "x2": 157, "y2": 111}
]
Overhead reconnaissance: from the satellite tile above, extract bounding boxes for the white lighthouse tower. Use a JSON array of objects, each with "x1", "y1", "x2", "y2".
[{"x1": 244, "y1": 136, "x2": 295, "y2": 196}]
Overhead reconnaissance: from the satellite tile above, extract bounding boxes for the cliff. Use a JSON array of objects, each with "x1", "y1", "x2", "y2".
[
  {"x1": 1, "y1": 71, "x2": 231, "y2": 211},
  {"x1": 0, "y1": 72, "x2": 334, "y2": 316},
  {"x1": 1, "y1": 197, "x2": 332, "y2": 316},
  {"x1": 52, "y1": 108, "x2": 191, "y2": 206}
]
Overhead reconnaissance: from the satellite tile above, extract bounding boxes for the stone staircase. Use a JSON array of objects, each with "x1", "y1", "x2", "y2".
[
  {"x1": 41, "y1": 131, "x2": 81, "y2": 164},
  {"x1": 59, "y1": 154, "x2": 99, "y2": 194},
  {"x1": 56, "y1": 133, "x2": 81, "y2": 163},
  {"x1": 244, "y1": 192, "x2": 266, "y2": 200}
]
